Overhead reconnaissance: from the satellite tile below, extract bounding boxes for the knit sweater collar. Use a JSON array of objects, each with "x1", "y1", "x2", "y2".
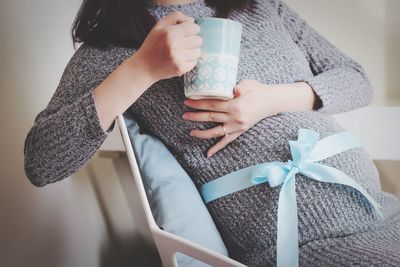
[{"x1": 146, "y1": 0, "x2": 215, "y2": 20}]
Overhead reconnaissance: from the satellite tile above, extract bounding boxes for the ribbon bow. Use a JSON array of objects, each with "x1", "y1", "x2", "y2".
[
  {"x1": 252, "y1": 129, "x2": 383, "y2": 267},
  {"x1": 200, "y1": 129, "x2": 383, "y2": 267}
]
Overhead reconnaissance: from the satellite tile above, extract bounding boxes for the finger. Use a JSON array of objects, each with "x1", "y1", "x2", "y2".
[
  {"x1": 190, "y1": 124, "x2": 231, "y2": 139},
  {"x1": 234, "y1": 83, "x2": 252, "y2": 97},
  {"x1": 182, "y1": 111, "x2": 230, "y2": 123},
  {"x1": 174, "y1": 21, "x2": 200, "y2": 36},
  {"x1": 181, "y1": 48, "x2": 201, "y2": 62},
  {"x1": 233, "y1": 86, "x2": 242, "y2": 97},
  {"x1": 182, "y1": 35, "x2": 203, "y2": 49},
  {"x1": 184, "y1": 99, "x2": 231, "y2": 112},
  {"x1": 156, "y1": 11, "x2": 194, "y2": 28},
  {"x1": 207, "y1": 131, "x2": 242, "y2": 158}
]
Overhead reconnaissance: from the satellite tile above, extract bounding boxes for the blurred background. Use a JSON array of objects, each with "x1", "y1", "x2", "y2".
[{"x1": 0, "y1": 0, "x2": 399, "y2": 266}]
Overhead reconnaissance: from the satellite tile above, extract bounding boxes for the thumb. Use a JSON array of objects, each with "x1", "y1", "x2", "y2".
[
  {"x1": 234, "y1": 82, "x2": 253, "y2": 97},
  {"x1": 155, "y1": 11, "x2": 194, "y2": 28},
  {"x1": 234, "y1": 85, "x2": 246, "y2": 98},
  {"x1": 234, "y1": 86, "x2": 241, "y2": 97}
]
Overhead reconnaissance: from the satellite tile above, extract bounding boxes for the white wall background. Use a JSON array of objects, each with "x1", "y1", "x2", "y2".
[{"x1": 0, "y1": 0, "x2": 399, "y2": 266}]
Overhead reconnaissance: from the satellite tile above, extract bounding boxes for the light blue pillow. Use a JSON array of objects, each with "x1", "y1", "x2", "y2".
[{"x1": 123, "y1": 112, "x2": 228, "y2": 266}]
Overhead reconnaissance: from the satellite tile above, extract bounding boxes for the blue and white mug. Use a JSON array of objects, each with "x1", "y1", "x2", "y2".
[{"x1": 184, "y1": 18, "x2": 242, "y2": 100}]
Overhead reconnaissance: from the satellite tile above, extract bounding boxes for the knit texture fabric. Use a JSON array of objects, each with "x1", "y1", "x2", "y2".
[{"x1": 24, "y1": 0, "x2": 400, "y2": 266}]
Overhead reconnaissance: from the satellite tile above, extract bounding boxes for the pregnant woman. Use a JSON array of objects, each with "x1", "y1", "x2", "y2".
[{"x1": 24, "y1": 0, "x2": 400, "y2": 266}]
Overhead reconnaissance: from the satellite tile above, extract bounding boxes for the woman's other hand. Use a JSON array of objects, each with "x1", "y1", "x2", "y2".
[
  {"x1": 135, "y1": 11, "x2": 202, "y2": 82},
  {"x1": 182, "y1": 80, "x2": 317, "y2": 158}
]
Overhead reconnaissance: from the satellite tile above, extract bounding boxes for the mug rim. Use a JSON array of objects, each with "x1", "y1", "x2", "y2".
[{"x1": 195, "y1": 17, "x2": 242, "y2": 28}]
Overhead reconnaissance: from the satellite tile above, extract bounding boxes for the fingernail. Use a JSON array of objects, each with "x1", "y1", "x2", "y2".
[{"x1": 182, "y1": 113, "x2": 187, "y2": 119}]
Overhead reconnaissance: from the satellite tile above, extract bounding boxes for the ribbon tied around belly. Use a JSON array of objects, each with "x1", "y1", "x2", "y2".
[{"x1": 200, "y1": 129, "x2": 383, "y2": 267}]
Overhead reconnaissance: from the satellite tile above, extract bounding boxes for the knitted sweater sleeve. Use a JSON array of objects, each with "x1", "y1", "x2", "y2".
[
  {"x1": 277, "y1": 0, "x2": 374, "y2": 114},
  {"x1": 24, "y1": 45, "x2": 129, "y2": 187}
]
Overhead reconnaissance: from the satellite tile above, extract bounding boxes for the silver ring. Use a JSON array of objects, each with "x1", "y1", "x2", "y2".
[{"x1": 222, "y1": 125, "x2": 229, "y2": 136}]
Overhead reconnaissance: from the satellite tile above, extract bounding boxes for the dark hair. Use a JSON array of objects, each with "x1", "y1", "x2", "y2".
[{"x1": 72, "y1": 0, "x2": 253, "y2": 49}]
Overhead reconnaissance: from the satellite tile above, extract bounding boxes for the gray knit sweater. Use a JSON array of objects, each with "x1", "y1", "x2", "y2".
[{"x1": 24, "y1": 0, "x2": 400, "y2": 266}]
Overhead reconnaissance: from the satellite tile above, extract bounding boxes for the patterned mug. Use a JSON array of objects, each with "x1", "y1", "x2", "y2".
[{"x1": 184, "y1": 18, "x2": 243, "y2": 100}]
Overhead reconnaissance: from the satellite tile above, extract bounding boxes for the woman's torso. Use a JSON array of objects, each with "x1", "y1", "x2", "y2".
[{"x1": 124, "y1": 1, "x2": 399, "y2": 263}]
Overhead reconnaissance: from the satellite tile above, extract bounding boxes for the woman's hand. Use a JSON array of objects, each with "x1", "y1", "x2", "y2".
[
  {"x1": 183, "y1": 80, "x2": 274, "y2": 158},
  {"x1": 135, "y1": 11, "x2": 202, "y2": 82},
  {"x1": 182, "y1": 80, "x2": 318, "y2": 158}
]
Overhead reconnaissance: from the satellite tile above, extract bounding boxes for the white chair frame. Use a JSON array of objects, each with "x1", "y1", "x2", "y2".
[{"x1": 117, "y1": 115, "x2": 246, "y2": 267}]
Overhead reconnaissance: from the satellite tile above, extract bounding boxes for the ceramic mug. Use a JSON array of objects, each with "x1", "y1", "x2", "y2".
[{"x1": 184, "y1": 18, "x2": 243, "y2": 100}]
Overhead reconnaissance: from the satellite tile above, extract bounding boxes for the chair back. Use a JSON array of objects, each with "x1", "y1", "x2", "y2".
[{"x1": 117, "y1": 114, "x2": 245, "y2": 267}]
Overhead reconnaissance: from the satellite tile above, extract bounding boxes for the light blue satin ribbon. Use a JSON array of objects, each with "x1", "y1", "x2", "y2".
[{"x1": 200, "y1": 129, "x2": 383, "y2": 267}]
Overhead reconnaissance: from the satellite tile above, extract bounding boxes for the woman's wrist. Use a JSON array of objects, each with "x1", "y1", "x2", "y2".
[
  {"x1": 93, "y1": 53, "x2": 157, "y2": 131},
  {"x1": 126, "y1": 53, "x2": 159, "y2": 92},
  {"x1": 130, "y1": 51, "x2": 160, "y2": 86},
  {"x1": 259, "y1": 82, "x2": 320, "y2": 115},
  {"x1": 295, "y1": 81, "x2": 322, "y2": 110},
  {"x1": 287, "y1": 82, "x2": 317, "y2": 111}
]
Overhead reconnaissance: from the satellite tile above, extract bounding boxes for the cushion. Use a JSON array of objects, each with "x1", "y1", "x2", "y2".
[{"x1": 123, "y1": 112, "x2": 228, "y2": 266}]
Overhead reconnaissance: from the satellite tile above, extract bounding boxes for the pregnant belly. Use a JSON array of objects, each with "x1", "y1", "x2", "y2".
[{"x1": 187, "y1": 112, "x2": 383, "y2": 262}]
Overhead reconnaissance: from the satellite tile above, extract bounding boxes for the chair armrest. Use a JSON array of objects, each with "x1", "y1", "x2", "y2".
[{"x1": 152, "y1": 228, "x2": 246, "y2": 267}]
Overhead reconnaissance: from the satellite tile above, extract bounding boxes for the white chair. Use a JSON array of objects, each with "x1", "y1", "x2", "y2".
[
  {"x1": 117, "y1": 114, "x2": 245, "y2": 267},
  {"x1": 115, "y1": 107, "x2": 400, "y2": 267}
]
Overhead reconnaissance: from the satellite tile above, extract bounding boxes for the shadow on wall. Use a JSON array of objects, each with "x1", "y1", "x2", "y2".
[
  {"x1": 100, "y1": 233, "x2": 161, "y2": 267},
  {"x1": 375, "y1": 160, "x2": 400, "y2": 199},
  {"x1": 85, "y1": 156, "x2": 162, "y2": 266},
  {"x1": 385, "y1": 0, "x2": 400, "y2": 101}
]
